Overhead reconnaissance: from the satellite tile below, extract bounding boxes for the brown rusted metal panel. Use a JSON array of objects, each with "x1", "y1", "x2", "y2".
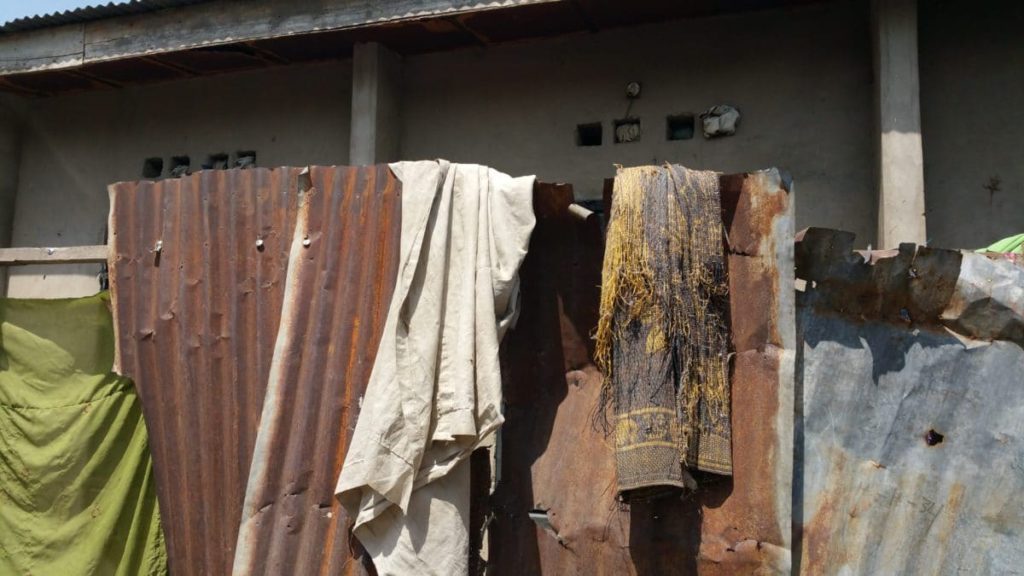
[
  {"x1": 492, "y1": 170, "x2": 794, "y2": 575},
  {"x1": 233, "y1": 165, "x2": 399, "y2": 576},
  {"x1": 108, "y1": 167, "x2": 302, "y2": 575}
]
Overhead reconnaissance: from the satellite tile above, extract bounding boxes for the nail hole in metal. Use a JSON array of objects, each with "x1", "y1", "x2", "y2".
[{"x1": 925, "y1": 429, "x2": 944, "y2": 446}]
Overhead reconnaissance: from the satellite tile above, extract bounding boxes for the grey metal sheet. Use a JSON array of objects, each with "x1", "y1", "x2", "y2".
[{"x1": 795, "y1": 229, "x2": 1024, "y2": 575}]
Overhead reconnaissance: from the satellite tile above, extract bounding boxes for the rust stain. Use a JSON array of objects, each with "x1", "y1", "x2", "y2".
[
  {"x1": 798, "y1": 449, "x2": 848, "y2": 575},
  {"x1": 721, "y1": 171, "x2": 790, "y2": 258},
  {"x1": 492, "y1": 171, "x2": 792, "y2": 575},
  {"x1": 794, "y1": 228, "x2": 964, "y2": 332},
  {"x1": 232, "y1": 165, "x2": 399, "y2": 575},
  {"x1": 109, "y1": 167, "x2": 302, "y2": 576},
  {"x1": 109, "y1": 166, "x2": 398, "y2": 575},
  {"x1": 110, "y1": 166, "x2": 794, "y2": 574},
  {"x1": 699, "y1": 349, "x2": 784, "y2": 576}
]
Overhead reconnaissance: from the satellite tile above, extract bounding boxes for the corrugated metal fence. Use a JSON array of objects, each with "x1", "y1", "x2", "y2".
[
  {"x1": 491, "y1": 169, "x2": 795, "y2": 575},
  {"x1": 107, "y1": 164, "x2": 1018, "y2": 575},
  {"x1": 108, "y1": 165, "x2": 796, "y2": 575},
  {"x1": 109, "y1": 168, "x2": 302, "y2": 575},
  {"x1": 110, "y1": 166, "x2": 397, "y2": 575}
]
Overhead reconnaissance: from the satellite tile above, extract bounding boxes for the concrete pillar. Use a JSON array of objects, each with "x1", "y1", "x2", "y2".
[
  {"x1": 873, "y1": 0, "x2": 926, "y2": 248},
  {"x1": 349, "y1": 42, "x2": 402, "y2": 165},
  {"x1": 0, "y1": 102, "x2": 21, "y2": 295}
]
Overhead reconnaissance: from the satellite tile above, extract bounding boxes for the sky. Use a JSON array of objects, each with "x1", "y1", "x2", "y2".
[{"x1": 0, "y1": 1, "x2": 106, "y2": 25}]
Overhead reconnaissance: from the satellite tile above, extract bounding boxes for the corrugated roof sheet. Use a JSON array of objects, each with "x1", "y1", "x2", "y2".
[
  {"x1": 108, "y1": 167, "x2": 302, "y2": 575},
  {"x1": 234, "y1": 165, "x2": 401, "y2": 575},
  {"x1": 0, "y1": 0, "x2": 210, "y2": 33},
  {"x1": 110, "y1": 165, "x2": 405, "y2": 575}
]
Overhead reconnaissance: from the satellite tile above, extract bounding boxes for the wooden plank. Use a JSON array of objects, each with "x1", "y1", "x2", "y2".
[
  {"x1": 0, "y1": 0, "x2": 559, "y2": 75},
  {"x1": 0, "y1": 245, "x2": 107, "y2": 265}
]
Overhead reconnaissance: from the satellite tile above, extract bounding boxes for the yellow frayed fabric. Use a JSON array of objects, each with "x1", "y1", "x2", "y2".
[{"x1": 596, "y1": 164, "x2": 731, "y2": 499}]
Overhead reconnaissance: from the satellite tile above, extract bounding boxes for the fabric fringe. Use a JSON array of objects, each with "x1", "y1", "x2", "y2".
[{"x1": 596, "y1": 164, "x2": 732, "y2": 499}]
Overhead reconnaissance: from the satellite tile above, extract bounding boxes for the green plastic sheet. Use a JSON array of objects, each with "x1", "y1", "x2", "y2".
[
  {"x1": 978, "y1": 233, "x2": 1024, "y2": 254},
  {"x1": 0, "y1": 293, "x2": 167, "y2": 576}
]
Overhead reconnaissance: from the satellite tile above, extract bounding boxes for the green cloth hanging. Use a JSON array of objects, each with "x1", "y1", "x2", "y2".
[
  {"x1": 977, "y1": 233, "x2": 1024, "y2": 254},
  {"x1": 0, "y1": 293, "x2": 167, "y2": 576}
]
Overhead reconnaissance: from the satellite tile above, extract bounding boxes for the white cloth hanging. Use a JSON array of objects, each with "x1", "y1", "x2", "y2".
[{"x1": 335, "y1": 160, "x2": 535, "y2": 575}]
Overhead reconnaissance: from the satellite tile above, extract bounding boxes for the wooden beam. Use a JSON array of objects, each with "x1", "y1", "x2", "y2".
[
  {"x1": 243, "y1": 42, "x2": 291, "y2": 65},
  {"x1": 0, "y1": 0, "x2": 560, "y2": 75},
  {"x1": 0, "y1": 245, "x2": 107, "y2": 265},
  {"x1": 0, "y1": 76, "x2": 48, "y2": 97},
  {"x1": 449, "y1": 15, "x2": 490, "y2": 47},
  {"x1": 65, "y1": 68, "x2": 122, "y2": 89},
  {"x1": 139, "y1": 55, "x2": 199, "y2": 77}
]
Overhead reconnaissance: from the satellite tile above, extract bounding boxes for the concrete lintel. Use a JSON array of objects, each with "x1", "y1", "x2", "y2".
[
  {"x1": 873, "y1": 0, "x2": 926, "y2": 248},
  {"x1": 350, "y1": 42, "x2": 402, "y2": 166}
]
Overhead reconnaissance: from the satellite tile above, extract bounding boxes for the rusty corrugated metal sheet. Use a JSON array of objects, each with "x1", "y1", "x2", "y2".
[
  {"x1": 108, "y1": 167, "x2": 301, "y2": 575},
  {"x1": 491, "y1": 169, "x2": 794, "y2": 575},
  {"x1": 794, "y1": 228, "x2": 1024, "y2": 575},
  {"x1": 233, "y1": 165, "x2": 400, "y2": 576}
]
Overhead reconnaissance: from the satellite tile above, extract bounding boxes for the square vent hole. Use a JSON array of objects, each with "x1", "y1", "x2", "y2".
[
  {"x1": 576, "y1": 123, "x2": 602, "y2": 147},
  {"x1": 614, "y1": 118, "x2": 641, "y2": 144},
  {"x1": 142, "y1": 157, "x2": 163, "y2": 178},
  {"x1": 667, "y1": 114, "x2": 695, "y2": 141},
  {"x1": 205, "y1": 153, "x2": 229, "y2": 170},
  {"x1": 169, "y1": 156, "x2": 191, "y2": 177},
  {"x1": 235, "y1": 150, "x2": 257, "y2": 168}
]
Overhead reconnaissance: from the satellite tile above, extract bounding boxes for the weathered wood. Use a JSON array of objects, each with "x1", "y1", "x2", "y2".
[
  {"x1": 0, "y1": 0, "x2": 558, "y2": 75},
  {"x1": 0, "y1": 245, "x2": 107, "y2": 265}
]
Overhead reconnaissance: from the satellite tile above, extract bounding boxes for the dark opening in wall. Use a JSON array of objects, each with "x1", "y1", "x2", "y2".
[
  {"x1": 576, "y1": 123, "x2": 602, "y2": 147},
  {"x1": 142, "y1": 157, "x2": 163, "y2": 178},
  {"x1": 667, "y1": 114, "x2": 695, "y2": 141},
  {"x1": 204, "y1": 153, "x2": 229, "y2": 170},
  {"x1": 235, "y1": 150, "x2": 257, "y2": 168},
  {"x1": 613, "y1": 118, "x2": 641, "y2": 144},
  {"x1": 169, "y1": 156, "x2": 190, "y2": 177}
]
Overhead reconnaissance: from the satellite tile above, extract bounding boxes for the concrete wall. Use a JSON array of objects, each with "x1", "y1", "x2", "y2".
[
  {"x1": 400, "y1": 0, "x2": 875, "y2": 242},
  {"x1": 6, "y1": 60, "x2": 351, "y2": 298},
  {"x1": 6, "y1": 0, "x2": 888, "y2": 298},
  {"x1": 0, "y1": 99, "x2": 22, "y2": 295},
  {"x1": 920, "y1": 0, "x2": 1024, "y2": 249}
]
